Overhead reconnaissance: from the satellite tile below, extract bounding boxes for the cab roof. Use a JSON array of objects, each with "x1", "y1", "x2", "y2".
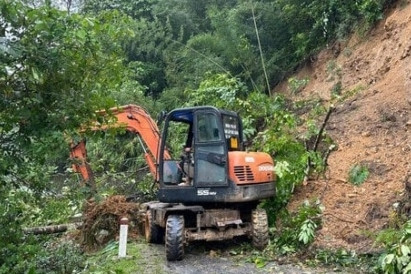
[{"x1": 167, "y1": 106, "x2": 238, "y2": 123}]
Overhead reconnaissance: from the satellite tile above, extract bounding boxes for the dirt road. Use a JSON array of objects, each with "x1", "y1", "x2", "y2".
[{"x1": 136, "y1": 240, "x2": 342, "y2": 274}]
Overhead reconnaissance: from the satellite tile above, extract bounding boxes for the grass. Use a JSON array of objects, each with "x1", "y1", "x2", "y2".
[
  {"x1": 83, "y1": 240, "x2": 165, "y2": 273},
  {"x1": 304, "y1": 248, "x2": 379, "y2": 273}
]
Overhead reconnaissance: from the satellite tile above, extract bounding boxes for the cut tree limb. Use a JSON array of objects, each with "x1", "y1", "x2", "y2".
[
  {"x1": 23, "y1": 222, "x2": 83, "y2": 235},
  {"x1": 313, "y1": 106, "x2": 334, "y2": 152}
]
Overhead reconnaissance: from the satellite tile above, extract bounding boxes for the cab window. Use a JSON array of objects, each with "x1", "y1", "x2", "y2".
[{"x1": 197, "y1": 113, "x2": 222, "y2": 142}]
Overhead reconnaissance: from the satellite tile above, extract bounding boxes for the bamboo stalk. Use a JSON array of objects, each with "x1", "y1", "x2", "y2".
[{"x1": 251, "y1": 1, "x2": 271, "y2": 95}]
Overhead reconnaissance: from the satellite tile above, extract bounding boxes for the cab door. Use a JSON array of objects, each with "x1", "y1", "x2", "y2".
[{"x1": 194, "y1": 111, "x2": 228, "y2": 187}]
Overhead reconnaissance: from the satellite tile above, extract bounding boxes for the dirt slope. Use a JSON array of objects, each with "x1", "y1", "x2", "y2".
[{"x1": 276, "y1": 2, "x2": 411, "y2": 252}]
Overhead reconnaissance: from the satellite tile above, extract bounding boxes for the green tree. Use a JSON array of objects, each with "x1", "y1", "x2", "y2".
[
  {"x1": 0, "y1": 1, "x2": 132, "y2": 270},
  {"x1": 82, "y1": 0, "x2": 157, "y2": 19},
  {"x1": 81, "y1": 0, "x2": 173, "y2": 97}
]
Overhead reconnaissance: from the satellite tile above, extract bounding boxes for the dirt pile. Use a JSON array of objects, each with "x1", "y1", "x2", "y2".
[{"x1": 278, "y1": 2, "x2": 411, "y2": 253}]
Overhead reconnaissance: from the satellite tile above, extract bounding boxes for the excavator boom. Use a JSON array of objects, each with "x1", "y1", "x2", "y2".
[{"x1": 70, "y1": 105, "x2": 169, "y2": 184}]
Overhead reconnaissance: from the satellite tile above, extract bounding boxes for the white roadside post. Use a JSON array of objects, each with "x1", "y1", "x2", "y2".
[{"x1": 118, "y1": 217, "x2": 129, "y2": 258}]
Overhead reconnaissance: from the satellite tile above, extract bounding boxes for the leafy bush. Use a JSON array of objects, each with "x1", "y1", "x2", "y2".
[
  {"x1": 378, "y1": 221, "x2": 411, "y2": 273},
  {"x1": 0, "y1": 2, "x2": 133, "y2": 271},
  {"x1": 358, "y1": 0, "x2": 385, "y2": 27},
  {"x1": 35, "y1": 240, "x2": 85, "y2": 274},
  {"x1": 184, "y1": 73, "x2": 247, "y2": 109},
  {"x1": 313, "y1": 249, "x2": 362, "y2": 268},
  {"x1": 0, "y1": 237, "x2": 42, "y2": 273},
  {"x1": 331, "y1": 81, "x2": 343, "y2": 97},
  {"x1": 268, "y1": 200, "x2": 323, "y2": 254},
  {"x1": 288, "y1": 77, "x2": 310, "y2": 94},
  {"x1": 348, "y1": 164, "x2": 369, "y2": 186},
  {"x1": 83, "y1": 131, "x2": 149, "y2": 195}
]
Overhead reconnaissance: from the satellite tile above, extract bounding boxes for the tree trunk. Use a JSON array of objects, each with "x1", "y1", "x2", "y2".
[{"x1": 23, "y1": 222, "x2": 82, "y2": 235}]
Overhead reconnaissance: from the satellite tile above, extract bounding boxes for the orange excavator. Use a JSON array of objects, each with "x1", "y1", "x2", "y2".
[{"x1": 70, "y1": 104, "x2": 276, "y2": 261}]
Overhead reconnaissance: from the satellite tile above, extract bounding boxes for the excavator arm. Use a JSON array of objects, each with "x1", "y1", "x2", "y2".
[{"x1": 70, "y1": 105, "x2": 170, "y2": 186}]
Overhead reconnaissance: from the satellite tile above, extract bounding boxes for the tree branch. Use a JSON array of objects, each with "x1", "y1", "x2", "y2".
[{"x1": 23, "y1": 222, "x2": 82, "y2": 235}]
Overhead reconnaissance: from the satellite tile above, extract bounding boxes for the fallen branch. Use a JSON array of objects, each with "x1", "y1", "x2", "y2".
[
  {"x1": 323, "y1": 213, "x2": 356, "y2": 224},
  {"x1": 23, "y1": 222, "x2": 83, "y2": 235},
  {"x1": 313, "y1": 106, "x2": 334, "y2": 152},
  {"x1": 322, "y1": 144, "x2": 337, "y2": 171},
  {"x1": 303, "y1": 140, "x2": 311, "y2": 185},
  {"x1": 303, "y1": 106, "x2": 335, "y2": 185}
]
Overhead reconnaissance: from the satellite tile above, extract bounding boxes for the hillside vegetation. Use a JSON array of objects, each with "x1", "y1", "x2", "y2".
[{"x1": 282, "y1": 1, "x2": 411, "y2": 253}]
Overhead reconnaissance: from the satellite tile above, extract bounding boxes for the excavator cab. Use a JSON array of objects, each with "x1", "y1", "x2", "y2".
[
  {"x1": 157, "y1": 106, "x2": 274, "y2": 204},
  {"x1": 159, "y1": 106, "x2": 239, "y2": 188}
]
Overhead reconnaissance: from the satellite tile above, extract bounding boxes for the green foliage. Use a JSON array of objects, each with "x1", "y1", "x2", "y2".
[
  {"x1": 158, "y1": 87, "x2": 187, "y2": 111},
  {"x1": 257, "y1": 135, "x2": 308, "y2": 224},
  {"x1": 332, "y1": 84, "x2": 365, "y2": 103},
  {"x1": 184, "y1": 73, "x2": 296, "y2": 140},
  {"x1": 268, "y1": 200, "x2": 323, "y2": 255},
  {"x1": 378, "y1": 221, "x2": 411, "y2": 273},
  {"x1": 82, "y1": 131, "x2": 150, "y2": 195},
  {"x1": 125, "y1": 17, "x2": 171, "y2": 97},
  {"x1": 35, "y1": 240, "x2": 85, "y2": 274},
  {"x1": 0, "y1": 235, "x2": 43, "y2": 273},
  {"x1": 84, "y1": 241, "x2": 163, "y2": 273},
  {"x1": 304, "y1": 247, "x2": 379, "y2": 272},
  {"x1": 298, "y1": 219, "x2": 318, "y2": 245},
  {"x1": 184, "y1": 73, "x2": 246, "y2": 109},
  {"x1": 331, "y1": 81, "x2": 343, "y2": 97},
  {"x1": 135, "y1": 174, "x2": 158, "y2": 201},
  {"x1": 246, "y1": 252, "x2": 268, "y2": 268},
  {"x1": 1, "y1": 7, "x2": 131, "y2": 134},
  {"x1": 248, "y1": 95, "x2": 331, "y2": 228},
  {"x1": 80, "y1": 0, "x2": 391, "y2": 98},
  {"x1": 82, "y1": 0, "x2": 156, "y2": 20},
  {"x1": 288, "y1": 77, "x2": 309, "y2": 94},
  {"x1": 376, "y1": 228, "x2": 403, "y2": 250},
  {"x1": 348, "y1": 164, "x2": 369, "y2": 186},
  {"x1": 313, "y1": 249, "x2": 361, "y2": 268},
  {"x1": 0, "y1": 1, "x2": 133, "y2": 270},
  {"x1": 358, "y1": 0, "x2": 385, "y2": 27},
  {"x1": 34, "y1": 181, "x2": 86, "y2": 225},
  {"x1": 237, "y1": 92, "x2": 290, "y2": 137}
]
